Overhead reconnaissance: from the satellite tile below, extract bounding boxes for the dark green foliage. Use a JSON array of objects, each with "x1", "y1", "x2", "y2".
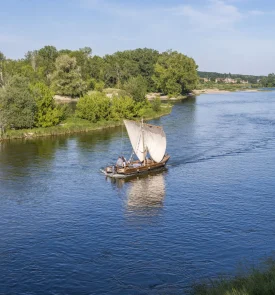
[
  {"x1": 89, "y1": 55, "x2": 106, "y2": 81},
  {"x1": 103, "y1": 48, "x2": 159, "y2": 90},
  {"x1": 260, "y1": 73, "x2": 275, "y2": 87},
  {"x1": 153, "y1": 50, "x2": 199, "y2": 95},
  {"x1": 123, "y1": 75, "x2": 147, "y2": 102},
  {"x1": 0, "y1": 76, "x2": 36, "y2": 129},
  {"x1": 25, "y1": 46, "x2": 58, "y2": 84}
]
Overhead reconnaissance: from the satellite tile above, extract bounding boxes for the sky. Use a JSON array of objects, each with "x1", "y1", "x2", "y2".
[{"x1": 0, "y1": 0, "x2": 275, "y2": 75}]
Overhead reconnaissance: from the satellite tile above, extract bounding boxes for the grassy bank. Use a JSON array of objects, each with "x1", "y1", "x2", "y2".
[
  {"x1": 0, "y1": 104, "x2": 172, "y2": 141},
  {"x1": 192, "y1": 259, "x2": 275, "y2": 295}
]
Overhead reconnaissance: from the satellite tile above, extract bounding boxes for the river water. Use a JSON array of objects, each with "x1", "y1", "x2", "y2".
[{"x1": 0, "y1": 92, "x2": 275, "y2": 294}]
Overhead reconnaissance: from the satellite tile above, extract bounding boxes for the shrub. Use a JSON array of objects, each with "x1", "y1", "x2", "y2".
[
  {"x1": 110, "y1": 95, "x2": 139, "y2": 121},
  {"x1": 151, "y1": 97, "x2": 161, "y2": 112},
  {"x1": 76, "y1": 91, "x2": 111, "y2": 122}
]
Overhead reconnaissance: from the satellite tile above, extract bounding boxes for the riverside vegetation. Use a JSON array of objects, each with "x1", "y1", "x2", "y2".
[
  {"x1": 191, "y1": 259, "x2": 275, "y2": 295},
  {"x1": 0, "y1": 47, "x2": 198, "y2": 140}
]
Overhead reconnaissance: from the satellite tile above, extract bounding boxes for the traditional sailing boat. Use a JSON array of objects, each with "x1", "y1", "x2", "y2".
[{"x1": 103, "y1": 119, "x2": 170, "y2": 178}]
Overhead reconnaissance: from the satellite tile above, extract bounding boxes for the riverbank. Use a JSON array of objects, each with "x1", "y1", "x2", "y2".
[
  {"x1": 146, "y1": 92, "x2": 189, "y2": 101},
  {"x1": 192, "y1": 259, "x2": 275, "y2": 295},
  {"x1": 0, "y1": 105, "x2": 172, "y2": 141}
]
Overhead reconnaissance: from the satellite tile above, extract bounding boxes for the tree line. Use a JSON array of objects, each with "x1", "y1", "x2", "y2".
[
  {"x1": 0, "y1": 46, "x2": 198, "y2": 132},
  {"x1": 198, "y1": 71, "x2": 265, "y2": 84},
  {"x1": 260, "y1": 73, "x2": 275, "y2": 87}
]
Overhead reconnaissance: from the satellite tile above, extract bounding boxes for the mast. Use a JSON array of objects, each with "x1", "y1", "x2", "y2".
[
  {"x1": 124, "y1": 119, "x2": 166, "y2": 163},
  {"x1": 141, "y1": 118, "x2": 145, "y2": 165}
]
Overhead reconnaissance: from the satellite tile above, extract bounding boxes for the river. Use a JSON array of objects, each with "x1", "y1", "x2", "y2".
[{"x1": 0, "y1": 91, "x2": 275, "y2": 294}]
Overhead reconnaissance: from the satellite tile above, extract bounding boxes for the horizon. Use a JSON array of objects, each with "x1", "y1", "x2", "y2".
[{"x1": 1, "y1": 0, "x2": 274, "y2": 76}]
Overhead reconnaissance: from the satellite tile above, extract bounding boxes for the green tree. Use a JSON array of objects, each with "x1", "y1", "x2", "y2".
[
  {"x1": 76, "y1": 91, "x2": 111, "y2": 122},
  {"x1": 25, "y1": 46, "x2": 58, "y2": 84},
  {"x1": 0, "y1": 76, "x2": 36, "y2": 129},
  {"x1": 0, "y1": 51, "x2": 5, "y2": 87},
  {"x1": 153, "y1": 50, "x2": 198, "y2": 95},
  {"x1": 151, "y1": 97, "x2": 161, "y2": 112},
  {"x1": 123, "y1": 75, "x2": 147, "y2": 103},
  {"x1": 51, "y1": 54, "x2": 87, "y2": 97},
  {"x1": 110, "y1": 95, "x2": 138, "y2": 120},
  {"x1": 89, "y1": 55, "x2": 106, "y2": 82},
  {"x1": 103, "y1": 48, "x2": 159, "y2": 90},
  {"x1": 37, "y1": 45, "x2": 58, "y2": 75},
  {"x1": 31, "y1": 82, "x2": 62, "y2": 127},
  {"x1": 69, "y1": 47, "x2": 92, "y2": 80}
]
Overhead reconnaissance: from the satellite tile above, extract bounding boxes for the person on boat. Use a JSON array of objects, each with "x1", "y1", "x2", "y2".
[
  {"x1": 116, "y1": 156, "x2": 124, "y2": 167},
  {"x1": 121, "y1": 156, "x2": 126, "y2": 167}
]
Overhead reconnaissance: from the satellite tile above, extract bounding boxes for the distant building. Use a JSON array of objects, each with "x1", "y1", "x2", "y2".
[
  {"x1": 200, "y1": 78, "x2": 210, "y2": 82},
  {"x1": 224, "y1": 77, "x2": 237, "y2": 84}
]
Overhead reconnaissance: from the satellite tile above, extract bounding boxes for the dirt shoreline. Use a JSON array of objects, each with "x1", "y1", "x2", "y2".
[{"x1": 193, "y1": 88, "x2": 259, "y2": 95}]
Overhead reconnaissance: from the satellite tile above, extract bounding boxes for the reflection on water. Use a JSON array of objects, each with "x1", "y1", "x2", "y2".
[
  {"x1": 127, "y1": 173, "x2": 165, "y2": 209},
  {"x1": 107, "y1": 171, "x2": 166, "y2": 217}
]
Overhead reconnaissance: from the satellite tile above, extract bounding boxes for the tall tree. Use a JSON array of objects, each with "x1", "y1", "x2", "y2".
[
  {"x1": 51, "y1": 54, "x2": 87, "y2": 97},
  {"x1": 0, "y1": 51, "x2": 5, "y2": 87},
  {"x1": 153, "y1": 50, "x2": 198, "y2": 95},
  {"x1": 124, "y1": 75, "x2": 147, "y2": 103},
  {"x1": 69, "y1": 47, "x2": 93, "y2": 80},
  {"x1": 0, "y1": 76, "x2": 36, "y2": 129}
]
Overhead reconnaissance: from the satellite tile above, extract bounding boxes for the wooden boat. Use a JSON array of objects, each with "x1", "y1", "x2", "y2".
[{"x1": 102, "y1": 119, "x2": 170, "y2": 178}]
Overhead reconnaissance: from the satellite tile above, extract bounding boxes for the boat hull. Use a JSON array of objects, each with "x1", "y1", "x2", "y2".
[{"x1": 102, "y1": 155, "x2": 170, "y2": 179}]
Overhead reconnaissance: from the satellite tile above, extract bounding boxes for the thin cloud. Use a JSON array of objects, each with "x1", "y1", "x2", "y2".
[
  {"x1": 79, "y1": 0, "x2": 147, "y2": 18},
  {"x1": 248, "y1": 10, "x2": 265, "y2": 16},
  {"x1": 170, "y1": 0, "x2": 242, "y2": 31}
]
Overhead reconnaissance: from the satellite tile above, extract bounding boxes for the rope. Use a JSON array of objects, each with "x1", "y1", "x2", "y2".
[{"x1": 120, "y1": 124, "x2": 124, "y2": 155}]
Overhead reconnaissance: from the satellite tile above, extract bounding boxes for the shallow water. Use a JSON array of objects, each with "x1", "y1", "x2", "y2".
[{"x1": 0, "y1": 92, "x2": 275, "y2": 294}]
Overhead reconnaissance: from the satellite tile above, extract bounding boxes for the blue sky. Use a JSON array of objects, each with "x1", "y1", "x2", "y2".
[{"x1": 0, "y1": 0, "x2": 274, "y2": 75}]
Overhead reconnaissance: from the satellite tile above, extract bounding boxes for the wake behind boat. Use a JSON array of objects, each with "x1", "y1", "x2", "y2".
[{"x1": 102, "y1": 119, "x2": 170, "y2": 178}]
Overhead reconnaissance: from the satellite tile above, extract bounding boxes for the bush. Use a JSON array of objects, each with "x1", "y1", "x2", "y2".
[
  {"x1": 31, "y1": 82, "x2": 63, "y2": 127},
  {"x1": 76, "y1": 91, "x2": 111, "y2": 122},
  {"x1": 151, "y1": 97, "x2": 161, "y2": 112},
  {"x1": 88, "y1": 78, "x2": 105, "y2": 92},
  {"x1": 123, "y1": 75, "x2": 147, "y2": 103},
  {"x1": 110, "y1": 95, "x2": 139, "y2": 121}
]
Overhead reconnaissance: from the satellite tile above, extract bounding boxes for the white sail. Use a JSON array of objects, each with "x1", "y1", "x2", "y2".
[
  {"x1": 124, "y1": 120, "x2": 146, "y2": 162},
  {"x1": 124, "y1": 120, "x2": 166, "y2": 163},
  {"x1": 143, "y1": 123, "x2": 166, "y2": 163}
]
